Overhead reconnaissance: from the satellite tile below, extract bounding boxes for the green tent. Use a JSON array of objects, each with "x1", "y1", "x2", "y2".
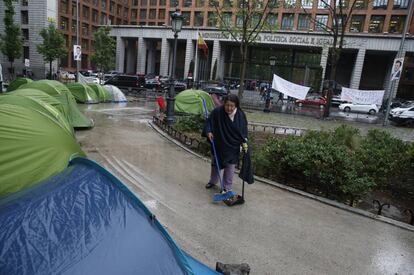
[
  {"x1": 20, "y1": 80, "x2": 94, "y2": 128},
  {"x1": 9, "y1": 88, "x2": 71, "y2": 127},
  {"x1": 174, "y1": 89, "x2": 215, "y2": 115},
  {"x1": 0, "y1": 103, "x2": 85, "y2": 196},
  {"x1": 7, "y1": 77, "x2": 33, "y2": 92},
  {"x1": 87, "y1": 83, "x2": 111, "y2": 102},
  {"x1": 66, "y1": 83, "x2": 99, "y2": 104}
]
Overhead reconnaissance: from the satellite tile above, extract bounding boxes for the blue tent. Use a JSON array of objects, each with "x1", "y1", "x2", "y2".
[{"x1": 0, "y1": 157, "x2": 219, "y2": 275}]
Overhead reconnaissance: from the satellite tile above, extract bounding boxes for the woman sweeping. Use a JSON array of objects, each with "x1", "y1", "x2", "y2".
[{"x1": 203, "y1": 94, "x2": 249, "y2": 202}]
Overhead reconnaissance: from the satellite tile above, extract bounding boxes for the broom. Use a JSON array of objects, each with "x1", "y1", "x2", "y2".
[{"x1": 201, "y1": 98, "x2": 236, "y2": 202}]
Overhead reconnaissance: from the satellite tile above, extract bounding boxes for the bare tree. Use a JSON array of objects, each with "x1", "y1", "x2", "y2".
[
  {"x1": 301, "y1": 0, "x2": 363, "y2": 116},
  {"x1": 209, "y1": 0, "x2": 278, "y2": 99}
]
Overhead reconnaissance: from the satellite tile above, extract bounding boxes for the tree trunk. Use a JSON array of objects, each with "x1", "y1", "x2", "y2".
[
  {"x1": 238, "y1": 43, "x2": 248, "y2": 100},
  {"x1": 10, "y1": 61, "x2": 14, "y2": 80},
  {"x1": 50, "y1": 61, "x2": 53, "y2": 80}
]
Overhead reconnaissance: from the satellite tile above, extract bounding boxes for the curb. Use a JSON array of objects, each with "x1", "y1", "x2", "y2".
[{"x1": 149, "y1": 121, "x2": 414, "y2": 233}]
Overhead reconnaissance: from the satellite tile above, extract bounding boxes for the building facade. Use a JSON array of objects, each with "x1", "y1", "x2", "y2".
[
  {"x1": 0, "y1": 0, "x2": 131, "y2": 80},
  {"x1": 113, "y1": 0, "x2": 414, "y2": 98}
]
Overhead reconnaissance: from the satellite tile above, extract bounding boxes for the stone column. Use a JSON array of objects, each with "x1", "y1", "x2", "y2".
[
  {"x1": 319, "y1": 46, "x2": 329, "y2": 92},
  {"x1": 116, "y1": 36, "x2": 125, "y2": 73},
  {"x1": 184, "y1": 39, "x2": 194, "y2": 78},
  {"x1": 210, "y1": 40, "x2": 221, "y2": 80},
  {"x1": 137, "y1": 37, "x2": 147, "y2": 74},
  {"x1": 125, "y1": 39, "x2": 137, "y2": 74},
  {"x1": 147, "y1": 41, "x2": 156, "y2": 74},
  {"x1": 160, "y1": 37, "x2": 170, "y2": 77},
  {"x1": 350, "y1": 48, "x2": 366, "y2": 89}
]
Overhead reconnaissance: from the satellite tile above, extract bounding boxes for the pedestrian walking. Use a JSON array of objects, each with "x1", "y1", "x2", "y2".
[
  {"x1": 275, "y1": 92, "x2": 284, "y2": 105},
  {"x1": 202, "y1": 94, "x2": 249, "y2": 203}
]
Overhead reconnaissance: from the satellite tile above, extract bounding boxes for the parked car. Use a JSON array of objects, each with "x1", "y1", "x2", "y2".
[
  {"x1": 331, "y1": 95, "x2": 349, "y2": 106},
  {"x1": 203, "y1": 86, "x2": 229, "y2": 96},
  {"x1": 296, "y1": 96, "x2": 327, "y2": 108},
  {"x1": 145, "y1": 78, "x2": 164, "y2": 91},
  {"x1": 339, "y1": 103, "x2": 379, "y2": 115},
  {"x1": 389, "y1": 106, "x2": 414, "y2": 126},
  {"x1": 104, "y1": 74, "x2": 146, "y2": 92}
]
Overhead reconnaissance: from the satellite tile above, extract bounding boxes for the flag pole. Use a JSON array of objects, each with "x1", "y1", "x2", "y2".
[{"x1": 194, "y1": 29, "x2": 199, "y2": 88}]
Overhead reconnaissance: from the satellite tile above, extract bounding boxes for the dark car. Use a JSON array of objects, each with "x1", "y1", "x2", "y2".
[
  {"x1": 104, "y1": 74, "x2": 146, "y2": 92},
  {"x1": 203, "y1": 86, "x2": 229, "y2": 96},
  {"x1": 145, "y1": 78, "x2": 164, "y2": 91}
]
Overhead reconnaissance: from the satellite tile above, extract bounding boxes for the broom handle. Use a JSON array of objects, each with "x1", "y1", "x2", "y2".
[{"x1": 202, "y1": 99, "x2": 225, "y2": 192}]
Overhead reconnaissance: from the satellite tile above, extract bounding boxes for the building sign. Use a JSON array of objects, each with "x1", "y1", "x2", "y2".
[{"x1": 24, "y1": 59, "x2": 30, "y2": 67}]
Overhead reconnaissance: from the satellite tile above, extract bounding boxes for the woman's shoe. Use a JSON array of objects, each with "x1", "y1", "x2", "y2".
[{"x1": 205, "y1": 182, "x2": 216, "y2": 189}]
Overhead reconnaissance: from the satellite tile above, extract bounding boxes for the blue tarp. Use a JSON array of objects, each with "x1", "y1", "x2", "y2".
[{"x1": 0, "y1": 157, "x2": 219, "y2": 275}]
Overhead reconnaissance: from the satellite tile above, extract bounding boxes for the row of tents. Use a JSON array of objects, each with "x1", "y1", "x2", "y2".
[{"x1": 0, "y1": 79, "x2": 219, "y2": 274}]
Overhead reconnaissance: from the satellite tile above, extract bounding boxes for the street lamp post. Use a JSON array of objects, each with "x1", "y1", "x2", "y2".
[
  {"x1": 264, "y1": 56, "x2": 276, "y2": 113},
  {"x1": 166, "y1": 10, "x2": 183, "y2": 125}
]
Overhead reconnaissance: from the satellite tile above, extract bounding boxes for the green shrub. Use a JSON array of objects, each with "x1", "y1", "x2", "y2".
[
  {"x1": 174, "y1": 114, "x2": 205, "y2": 132},
  {"x1": 357, "y1": 129, "x2": 411, "y2": 190}
]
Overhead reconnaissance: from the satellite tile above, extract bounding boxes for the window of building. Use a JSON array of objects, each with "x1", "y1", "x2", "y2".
[
  {"x1": 335, "y1": 0, "x2": 349, "y2": 8},
  {"x1": 116, "y1": 18, "x2": 122, "y2": 24},
  {"x1": 82, "y1": 6, "x2": 89, "y2": 20},
  {"x1": 196, "y1": 0, "x2": 204, "y2": 7},
  {"x1": 250, "y1": 15, "x2": 260, "y2": 28},
  {"x1": 207, "y1": 12, "x2": 216, "y2": 27},
  {"x1": 60, "y1": 17, "x2": 69, "y2": 30},
  {"x1": 284, "y1": 0, "x2": 296, "y2": 8},
  {"x1": 372, "y1": 0, "x2": 387, "y2": 8},
  {"x1": 182, "y1": 11, "x2": 191, "y2": 26},
  {"x1": 301, "y1": 0, "x2": 312, "y2": 8},
  {"x1": 21, "y1": 11, "x2": 29, "y2": 24},
  {"x1": 369, "y1": 15, "x2": 385, "y2": 33},
  {"x1": 93, "y1": 0, "x2": 99, "y2": 6},
  {"x1": 393, "y1": 0, "x2": 409, "y2": 8},
  {"x1": 315, "y1": 14, "x2": 328, "y2": 31},
  {"x1": 194, "y1": 12, "x2": 204, "y2": 26},
  {"x1": 64, "y1": 34, "x2": 69, "y2": 47},
  {"x1": 281, "y1": 13, "x2": 294, "y2": 30},
  {"x1": 92, "y1": 9, "x2": 99, "y2": 23},
  {"x1": 117, "y1": 5, "x2": 122, "y2": 15},
  {"x1": 61, "y1": 0, "x2": 68, "y2": 13},
  {"x1": 389, "y1": 15, "x2": 405, "y2": 33},
  {"x1": 100, "y1": 13, "x2": 107, "y2": 24},
  {"x1": 82, "y1": 39, "x2": 89, "y2": 51},
  {"x1": 184, "y1": 0, "x2": 192, "y2": 7},
  {"x1": 298, "y1": 14, "x2": 310, "y2": 30},
  {"x1": 266, "y1": 13, "x2": 277, "y2": 29},
  {"x1": 349, "y1": 15, "x2": 364, "y2": 32},
  {"x1": 157, "y1": 22, "x2": 164, "y2": 25},
  {"x1": 169, "y1": 0, "x2": 178, "y2": 6},
  {"x1": 82, "y1": 23, "x2": 89, "y2": 36},
  {"x1": 150, "y1": 0, "x2": 157, "y2": 4},
  {"x1": 333, "y1": 14, "x2": 347, "y2": 29},
  {"x1": 140, "y1": 9, "x2": 147, "y2": 19},
  {"x1": 71, "y1": 20, "x2": 77, "y2": 32},
  {"x1": 131, "y1": 9, "x2": 137, "y2": 20},
  {"x1": 236, "y1": 15, "x2": 243, "y2": 27},
  {"x1": 318, "y1": 0, "x2": 328, "y2": 8},
  {"x1": 132, "y1": 0, "x2": 139, "y2": 5},
  {"x1": 124, "y1": 8, "x2": 128, "y2": 19},
  {"x1": 22, "y1": 28, "x2": 29, "y2": 40},
  {"x1": 101, "y1": 0, "x2": 107, "y2": 10},
  {"x1": 158, "y1": 9, "x2": 165, "y2": 19},
  {"x1": 22, "y1": 0, "x2": 28, "y2": 6},
  {"x1": 354, "y1": 0, "x2": 367, "y2": 8},
  {"x1": 220, "y1": 12, "x2": 232, "y2": 27},
  {"x1": 109, "y1": 15, "x2": 114, "y2": 24},
  {"x1": 149, "y1": 9, "x2": 156, "y2": 19},
  {"x1": 71, "y1": 36, "x2": 77, "y2": 46},
  {"x1": 159, "y1": 0, "x2": 166, "y2": 5},
  {"x1": 23, "y1": 46, "x2": 29, "y2": 60},
  {"x1": 141, "y1": 0, "x2": 148, "y2": 6},
  {"x1": 110, "y1": 1, "x2": 115, "y2": 13}
]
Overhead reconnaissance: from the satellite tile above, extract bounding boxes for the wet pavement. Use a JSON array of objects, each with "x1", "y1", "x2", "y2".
[{"x1": 76, "y1": 101, "x2": 414, "y2": 274}]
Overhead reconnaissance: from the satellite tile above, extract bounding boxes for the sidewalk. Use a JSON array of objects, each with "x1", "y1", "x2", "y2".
[{"x1": 77, "y1": 102, "x2": 414, "y2": 274}]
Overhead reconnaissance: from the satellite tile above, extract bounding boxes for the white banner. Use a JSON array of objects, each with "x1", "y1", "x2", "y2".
[
  {"x1": 271, "y1": 74, "x2": 310, "y2": 100},
  {"x1": 341, "y1": 87, "x2": 384, "y2": 105},
  {"x1": 73, "y1": 45, "x2": 82, "y2": 61}
]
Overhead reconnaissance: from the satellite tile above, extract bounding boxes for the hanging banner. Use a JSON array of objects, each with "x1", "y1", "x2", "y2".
[
  {"x1": 341, "y1": 87, "x2": 385, "y2": 105},
  {"x1": 272, "y1": 74, "x2": 310, "y2": 100},
  {"x1": 390, "y1": 57, "x2": 404, "y2": 81},
  {"x1": 73, "y1": 45, "x2": 82, "y2": 61}
]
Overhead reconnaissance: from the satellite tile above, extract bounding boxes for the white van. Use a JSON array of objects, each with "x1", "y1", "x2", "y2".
[{"x1": 389, "y1": 106, "x2": 414, "y2": 126}]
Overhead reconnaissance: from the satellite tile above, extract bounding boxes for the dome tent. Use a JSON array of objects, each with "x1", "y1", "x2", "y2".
[
  {"x1": 7, "y1": 77, "x2": 33, "y2": 92},
  {"x1": 66, "y1": 83, "x2": 99, "y2": 104},
  {"x1": 20, "y1": 80, "x2": 94, "y2": 128},
  {"x1": 103, "y1": 84, "x2": 127, "y2": 102},
  {"x1": 87, "y1": 83, "x2": 112, "y2": 102},
  {"x1": 174, "y1": 89, "x2": 215, "y2": 115},
  {"x1": 0, "y1": 102, "x2": 85, "y2": 196}
]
